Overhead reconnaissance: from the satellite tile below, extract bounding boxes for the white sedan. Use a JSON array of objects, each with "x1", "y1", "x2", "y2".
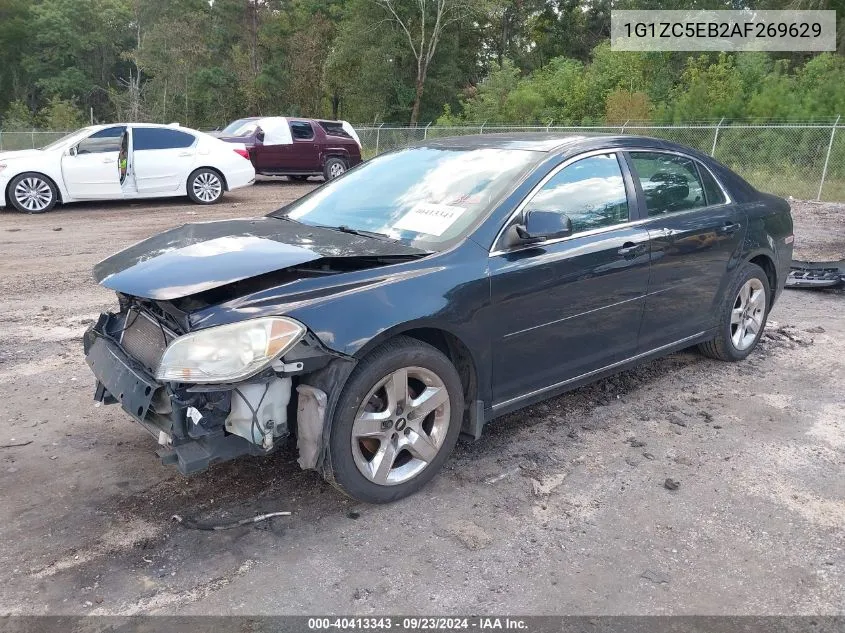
[{"x1": 0, "y1": 123, "x2": 256, "y2": 213}]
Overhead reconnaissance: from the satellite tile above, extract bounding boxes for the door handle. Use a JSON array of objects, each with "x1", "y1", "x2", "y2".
[
  {"x1": 178, "y1": 151, "x2": 193, "y2": 157},
  {"x1": 618, "y1": 242, "x2": 646, "y2": 258},
  {"x1": 719, "y1": 221, "x2": 741, "y2": 234},
  {"x1": 102, "y1": 158, "x2": 115, "y2": 164}
]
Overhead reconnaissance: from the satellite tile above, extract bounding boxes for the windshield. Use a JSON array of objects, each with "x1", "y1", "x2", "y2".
[
  {"x1": 221, "y1": 119, "x2": 260, "y2": 136},
  {"x1": 40, "y1": 127, "x2": 94, "y2": 151},
  {"x1": 275, "y1": 147, "x2": 537, "y2": 249}
]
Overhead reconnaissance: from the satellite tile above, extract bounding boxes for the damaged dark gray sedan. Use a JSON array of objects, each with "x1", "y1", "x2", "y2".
[{"x1": 84, "y1": 134, "x2": 794, "y2": 503}]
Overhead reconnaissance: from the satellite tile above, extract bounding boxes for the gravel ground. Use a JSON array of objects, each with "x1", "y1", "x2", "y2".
[{"x1": 0, "y1": 188, "x2": 842, "y2": 616}]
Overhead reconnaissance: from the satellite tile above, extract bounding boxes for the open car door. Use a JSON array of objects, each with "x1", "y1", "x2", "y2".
[{"x1": 61, "y1": 126, "x2": 126, "y2": 199}]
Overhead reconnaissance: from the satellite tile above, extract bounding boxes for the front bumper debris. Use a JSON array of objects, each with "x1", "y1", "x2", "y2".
[{"x1": 786, "y1": 259, "x2": 845, "y2": 289}]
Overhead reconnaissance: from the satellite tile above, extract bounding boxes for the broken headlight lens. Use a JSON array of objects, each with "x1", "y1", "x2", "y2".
[{"x1": 156, "y1": 317, "x2": 306, "y2": 383}]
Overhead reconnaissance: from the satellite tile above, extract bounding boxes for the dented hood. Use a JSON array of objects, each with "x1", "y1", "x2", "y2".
[{"x1": 94, "y1": 217, "x2": 426, "y2": 300}]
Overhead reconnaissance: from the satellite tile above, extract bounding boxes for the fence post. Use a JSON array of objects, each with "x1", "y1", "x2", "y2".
[
  {"x1": 375, "y1": 123, "x2": 384, "y2": 155},
  {"x1": 710, "y1": 118, "x2": 725, "y2": 157},
  {"x1": 546, "y1": 119, "x2": 554, "y2": 132},
  {"x1": 818, "y1": 114, "x2": 840, "y2": 201},
  {"x1": 0, "y1": 129, "x2": 3, "y2": 152},
  {"x1": 31, "y1": 128, "x2": 36, "y2": 149},
  {"x1": 480, "y1": 121, "x2": 486, "y2": 134},
  {"x1": 424, "y1": 122, "x2": 431, "y2": 140},
  {"x1": 620, "y1": 120, "x2": 629, "y2": 134}
]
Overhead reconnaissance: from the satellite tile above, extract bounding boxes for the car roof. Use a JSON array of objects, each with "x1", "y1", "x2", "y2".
[
  {"x1": 418, "y1": 132, "x2": 607, "y2": 152},
  {"x1": 416, "y1": 132, "x2": 725, "y2": 163}
]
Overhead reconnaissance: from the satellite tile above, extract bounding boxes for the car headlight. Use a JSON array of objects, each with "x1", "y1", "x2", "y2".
[{"x1": 156, "y1": 317, "x2": 306, "y2": 383}]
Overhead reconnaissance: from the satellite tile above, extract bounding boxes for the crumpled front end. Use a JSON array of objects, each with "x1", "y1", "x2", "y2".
[{"x1": 83, "y1": 301, "x2": 347, "y2": 475}]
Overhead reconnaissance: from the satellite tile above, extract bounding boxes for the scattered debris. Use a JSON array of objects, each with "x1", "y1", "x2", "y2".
[
  {"x1": 346, "y1": 511, "x2": 360, "y2": 520},
  {"x1": 765, "y1": 324, "x2": 814, "y2": 346},
  {"x1": 643, "y1": 452, "x2": 656, "y2": 460},
  {"x1": 52, "y1": 227, "x2": 62, "y2": 232},
  {"x1": 172, "y1": 511, "x2": 291, "y2": 531},
  {"x1": 668, "y1": 415, "x2": 687, "y2": 427},
  {"x1": 664, "y1": 478, "x2": 680, "y2": 491},
  {"x1": 805, "y1": 326, "x2": 826, "y2": 334},
  {"x1": 698, "y1": 411, "x2": 713, "y2": 422},
  {"x1": 628, "y1": 438, "x2": 646, "y2": 448},
  {"x1": 485, "y1": 466, "x2": 520, "y2": 485},
  {"x1": 640, "y1": 569, "x2": 670, "y2": 584},
  {"x1": 0, "y1": 441, "x2": 32, "y2": 449}
]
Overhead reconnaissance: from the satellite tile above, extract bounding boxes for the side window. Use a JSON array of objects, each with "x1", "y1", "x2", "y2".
[
  {"x1": 76, "y1": 126, "x2": 125, "y2": 154},
  {"x1": 629, "y1": 152, "x2": 705, "y2": 216},
  {"x1": 698, "y1": 163, "x2": 727, "y2": 206},
  {"x1": 523, "y1": 153, "x2": 629, "y2": 234},
  {"x1": 133, "y1": 128, "x2": 196, "y2": 151},
  {"x1": 290, "y1": 121, "x2": 314, "y2": 141}
]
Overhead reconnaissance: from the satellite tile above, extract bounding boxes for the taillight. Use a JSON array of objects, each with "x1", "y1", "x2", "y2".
[{"x1": 234, "y1": 148, "x2": 250, "y2": 160}]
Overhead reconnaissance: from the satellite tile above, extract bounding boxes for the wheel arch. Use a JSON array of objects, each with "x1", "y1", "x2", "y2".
[
  {"x1": 746, "y1": 251, "x2": 777, "y2": 305},
  {"x1": 189, "y1": 166, "x2": 229, "y2": 191},
  {"x1": 302, "y1": 322, "x2": 484, "y2": 474}
]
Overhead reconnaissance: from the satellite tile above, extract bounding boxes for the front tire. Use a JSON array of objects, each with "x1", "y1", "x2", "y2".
[
  {"x1": 325, "y1": 336, "x2": 464, "y2": 503},
  {"x1": 323, "y1": 157, "x2": 346, "y2": 181},
  {"x1": 699, "y1": 262, "x2": 770, "y2": 362},
  {"x1": 8, "y1": 173, "x2": 57, "y2": 214},
  {"x1": 187, "y1": 168, "x2": 224, "y2": 204}
]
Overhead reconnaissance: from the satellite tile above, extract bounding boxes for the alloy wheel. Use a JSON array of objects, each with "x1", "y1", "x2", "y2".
[
  {"x1": 351, "y1": 366, "x2": 451, "y2": 486},
  {"x1": 192, "y1": 171, "x2": 222, "y2": 202},
  {"x1": 329, "y1": 162, "x2": 345, "y2": 179},
  {"x1": 731, "y1": 278, "x2": 766, "y2": 351},
  {"x1": 14, "y1": 177, "x2": 53, "y2": 212}
]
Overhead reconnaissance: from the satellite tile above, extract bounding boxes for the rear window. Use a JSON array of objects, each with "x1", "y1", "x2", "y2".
[
  {"x1": 134, "y1": 128, "x2": 195, "y2": 151},
  {"x1": 319, "y1": 121, "x2": 352, "y2": 139},
  {"x1": 290, "y1": 121, "x2": 314, "y2": 141}
]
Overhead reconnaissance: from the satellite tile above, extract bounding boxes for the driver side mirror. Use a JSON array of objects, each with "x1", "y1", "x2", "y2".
[
  {"x1": 506, "y1": 210, "x2": 573, "y2": 248},
  {"x1": 255, "y1": 129, "x2": 265, "y2": 143},
  {"x1": 67, "y1": 146, "x2": 77, "y2": 157}
]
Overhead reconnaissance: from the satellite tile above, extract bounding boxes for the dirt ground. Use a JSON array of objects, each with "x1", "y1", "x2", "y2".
[{"x1": 0, "y1": 186, "x2": 843, "y2": 616}]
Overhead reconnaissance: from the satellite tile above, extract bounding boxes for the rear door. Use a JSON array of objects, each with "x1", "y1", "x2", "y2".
[
  {"x1": 488, "y1": 151, "x2": 651, "y2": 406},
  {"x1": 278, "y1": 121, "x2": 321, "y2": 171},
  {"x1": 131, "y1": 127, "x2": 198, "y2": 194},
  {"x1": 61, "y1": 126, "x2": 126, "y2": 199},
  {"x1": 626, "y1": 151, "x2": 747, "y2": 351}
]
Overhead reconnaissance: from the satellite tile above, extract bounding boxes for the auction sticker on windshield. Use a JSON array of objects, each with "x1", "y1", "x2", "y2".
[{"x1": 394, "y1": 203, "x2": 467, "y2": 236}]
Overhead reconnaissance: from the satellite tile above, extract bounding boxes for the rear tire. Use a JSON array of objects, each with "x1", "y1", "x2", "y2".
[
  {"x1": 187, "y1": 168, "x2": 224, "y2": 204},
  {"x1": 699, "y1": 262, "x2": 770, "y2": 362},
  {"x1": 8, "y1": 173, "x2": 57, "y2": 214},
  {"x1": 323, "y1": 157, "x2": 346, "y2": 181},
  {"x1": 324, "y1": 336, "x2": 464, "y2": 503}
]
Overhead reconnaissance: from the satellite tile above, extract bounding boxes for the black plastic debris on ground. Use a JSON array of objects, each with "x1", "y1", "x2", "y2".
[{"x1": 786, "y1": 259, "x2": 845, "y2": 289}]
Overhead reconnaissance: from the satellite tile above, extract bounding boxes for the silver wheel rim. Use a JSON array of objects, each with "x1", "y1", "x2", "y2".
[
  {"x1": 192, "y1": 172, "x2": 222, "y2": 202},
  {"x1": 351, "y1": 366, "x2": 451, "y2": 486},
  {"x1": 731, "y1": 278, "x2": 766, "y2": 351},
  {"x1": 329, "y1": 162, "x2": 345, "y2": 179},
  {"x1": 14, "y1": 177, "x2": 52, "y2": 212}
]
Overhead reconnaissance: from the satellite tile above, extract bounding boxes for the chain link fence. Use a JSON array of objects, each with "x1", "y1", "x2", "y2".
[
  {"x1": 3, "y1": 122, "x2": 842, "y2": 201},
  {"x1": 355, "y1": 121, "x2": 844, "y2": 202}
]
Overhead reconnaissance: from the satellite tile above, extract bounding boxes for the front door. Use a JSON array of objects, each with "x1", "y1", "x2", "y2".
[
  {"x1": 489, "y1": 152, "x2": 651, "y2": 406},
  {"x1": 131, "y1": 127, "x2": 198, "y2": 194},
  {"x1": 61, "y1": 126, "x2": 125, "y2": 199},
  {"x1": 626, "y1": 151, "x2": 747, "y2": 351}
]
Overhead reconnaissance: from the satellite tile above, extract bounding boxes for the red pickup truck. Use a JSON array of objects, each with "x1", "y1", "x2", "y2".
[{"x1": 214, "y1": 117, "x2": 362, "y2": 181}]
